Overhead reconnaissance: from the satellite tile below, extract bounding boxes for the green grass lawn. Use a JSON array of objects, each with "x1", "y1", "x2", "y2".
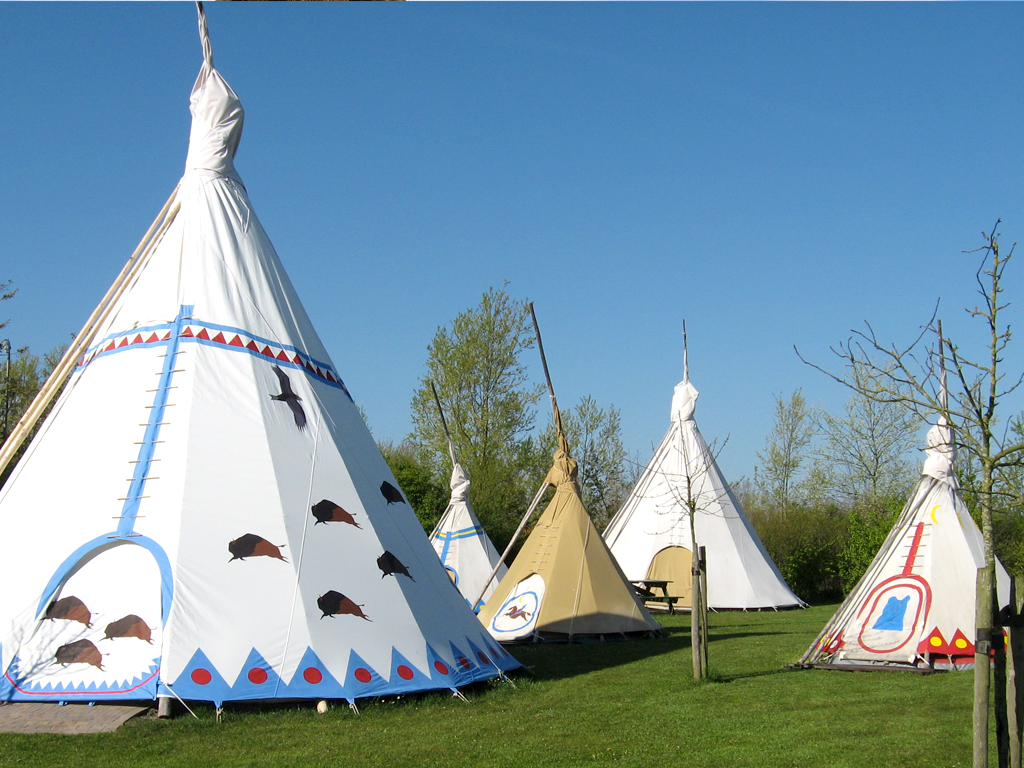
[{"x1": 0, "y1": 604, "x2": 984, "y2": 767}]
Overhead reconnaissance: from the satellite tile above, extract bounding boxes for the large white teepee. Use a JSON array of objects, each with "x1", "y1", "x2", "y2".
[
  {"x1": 603, "y1": 351, "x2": 803, "y2": 611},
  {"x1": 429, "y1": 445, "x2": 507, "y2": 609},
  {"x1": 0, "y1": 8, "x2": 516, "y2": 706},
  {"x1": 801, "y1": 414, "x2": 1009, "y2": 669}
]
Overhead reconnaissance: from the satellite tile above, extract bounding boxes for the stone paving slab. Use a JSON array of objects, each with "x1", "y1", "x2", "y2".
[{"x1": 0, "y1": 702, "x2": 151, "y2": 734}]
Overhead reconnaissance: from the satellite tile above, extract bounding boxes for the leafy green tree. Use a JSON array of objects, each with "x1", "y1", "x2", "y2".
[
  {"x1": 0, "y1": 343, "x2": 68, "y2": 487},
  {"x1": 537, "y1": 395, "x2": 629, "y2": 529},
  {"x1": 410, "y1": 287, "x2": 543, "y2": 550},
  {"x1": 756, "y1": 389, "x2": 815, "y2": 511}
]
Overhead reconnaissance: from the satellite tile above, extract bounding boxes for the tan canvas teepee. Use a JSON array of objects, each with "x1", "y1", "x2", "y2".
[{"x1": 477, "y1": 309, "x2": 661, "y2": 642}]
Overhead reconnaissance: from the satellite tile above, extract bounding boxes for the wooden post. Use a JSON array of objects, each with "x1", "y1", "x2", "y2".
[
  {"x1": 691, "y1": 554, "x2": 702, "y2": 681},
  {"x1": 1007, "y1": 577, "x2": 1023, "y2": 768},
  {"x1": 997, "y1": 581, "x2": 1010, "y2": 768},
  {"x1": 978, "y1": 565, "x2": 994, "y2": 768},
  {"x1": 699, "y1": 545, "x2": 709, "y2": 678},
  {"x1": 157, "y1": 696, "x2": 174, "y2": 718}
]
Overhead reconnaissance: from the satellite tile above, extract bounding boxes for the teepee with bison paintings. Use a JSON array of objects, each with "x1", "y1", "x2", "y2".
[{"x1": 0, "y1": 5, "x2": 516, "y2": 708}]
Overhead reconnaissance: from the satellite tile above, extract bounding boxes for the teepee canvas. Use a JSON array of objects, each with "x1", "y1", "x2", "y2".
[
  {"x1": 0, "y1": 8, "x2": 517, "y2": 706},
  {"x1": 603, "y1": 347, "x2": 803, "y2": 611},
  {"x1": 429, "y1": 445, "x2": 507, "y2": 610},
  {"x1": 801, "y1": 413, "x2": 1009, "y2": 670},
  {"x1": 477, "y1": 310, "x2": 662, "y2": 642}
]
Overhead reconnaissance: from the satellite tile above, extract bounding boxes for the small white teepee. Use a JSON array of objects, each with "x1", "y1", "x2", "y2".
[
  {"x1": 801, "y1": 411, "x2": 1009, "y2": 669},
  {"x1": 0, "y1": 6, "x2": 517, "y2": 706},
  {"x1": 429, "y1": 444, "x2": 507, "y2": 610},
  {"x1": 603, "y1": 340, "x2": 803, "y2": 610}
]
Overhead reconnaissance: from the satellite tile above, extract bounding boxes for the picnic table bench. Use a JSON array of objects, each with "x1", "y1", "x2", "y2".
[{"x1": 631, "y1": 579, "x2": 677, "y2": 615}]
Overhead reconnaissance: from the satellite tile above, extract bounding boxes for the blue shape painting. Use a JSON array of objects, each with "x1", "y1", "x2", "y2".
[{"x1": 872, "y1": 596, "x2": 910, "y2": 631}]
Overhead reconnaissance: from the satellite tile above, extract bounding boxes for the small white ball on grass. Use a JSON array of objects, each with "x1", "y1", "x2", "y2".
[{"x1": 316, "y1": 700, "x2": 329, "y2": 714}]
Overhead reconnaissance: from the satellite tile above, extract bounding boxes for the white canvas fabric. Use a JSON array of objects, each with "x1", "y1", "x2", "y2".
[
  {"x1": 0, "y1": 10, "x2": 516, "y2": 706},
  {"x1": 429, "y1": 448, "x2": 506, "y2": 610},
  {"x1": 802, "y1": 417, "x2": 1009, "y2": 668},
  {"x1": 603, "y1": 371, "x2": 803, "y2": 610}
]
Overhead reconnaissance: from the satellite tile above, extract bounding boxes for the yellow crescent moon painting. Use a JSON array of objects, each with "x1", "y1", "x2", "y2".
[{"x1": 930, "y1": 505, "x2": 942, "y2": 525}]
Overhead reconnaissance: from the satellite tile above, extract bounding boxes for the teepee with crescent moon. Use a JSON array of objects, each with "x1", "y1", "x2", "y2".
[{"x1": 800, "y1": 377, "x2": 1009, "y2": 669}]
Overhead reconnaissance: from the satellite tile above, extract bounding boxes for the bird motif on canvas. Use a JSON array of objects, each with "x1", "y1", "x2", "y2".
[
  {"x1": 270, "y1": 366, "x2": 307, "y2": 431},
  {"x1": 377, "y1": 551, "x2": 414, "y2": 581},
  {"x1": 380, "y1": 481, "x2": 405, "y2": 505}
]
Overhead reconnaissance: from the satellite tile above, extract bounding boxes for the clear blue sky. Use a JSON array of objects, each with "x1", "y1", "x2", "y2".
[{"x1": 3, "y1": 3, "x2": 1024, "y2": 483}]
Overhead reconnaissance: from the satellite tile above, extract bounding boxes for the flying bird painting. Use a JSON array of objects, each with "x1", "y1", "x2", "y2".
[
  {"x1": 44, "y1": 596, "x2": 93, "y2": 628},
  {"x1": 229, "y1": 533, "x2": 288, "y2": 562},
  {"x1": 270, "y1": 366, "x2": 307, "y2": 431},
  {"x1": 102, "y1": 615, "x2": 153, "y2": 644},
  {"x1": 54, "y1": 639, "x2": 104, "y2": 670},
  {"x1": 380, "y1": 481, "x2": 406, "y2": 505},
  {"x1": 311, "y1": 499, "x2": 361, "y2": 527},
  {"x1": 377, "y1": 551, "x2": 415, "y2": 581},
  {"x1": 317, "y1": 590, "x2": 371, "y2": 621}
]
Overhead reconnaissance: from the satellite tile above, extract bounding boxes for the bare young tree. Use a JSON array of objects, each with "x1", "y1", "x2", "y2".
[
  {"x1": 809, "y1": 365, "x2": 920, "y2": 507},
  {"x1": 756, "y1": 389, "x2": 815, "y2": 511},
  {"x1": 799, "y1": 222, "x2": 1024, "y2": 768}
]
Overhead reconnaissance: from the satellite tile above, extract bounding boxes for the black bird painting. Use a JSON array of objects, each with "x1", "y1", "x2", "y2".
[
  {"x1": 270, "y1": 366, "x2": 307, "y2": 431},
  {"x1": 380, "y1": 481, "x2": 405, "y2": 505},
  {"x1": 377, "y1": 551, "x2": 414, "y2": 582}
]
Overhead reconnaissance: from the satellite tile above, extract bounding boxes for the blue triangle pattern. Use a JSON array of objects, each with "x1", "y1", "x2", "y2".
[
  {"x1": 228, "y1": 648, "x2": 284, "y2": 701},
  {"x1": 424, "y1": 644, "x2": 458, "y2": 690},
  {"x1": 342, "y1": 650, "x2": 388, "y2": 697},
  {"x1": 386, "y1": 649, "x2": 434, "y2": 694},
  {"x1": 279, "y1": 647, "x2": 347, "y2": 700},
  {"x1": 164, "y1": 648, "x2": 232, "y2": 707}
]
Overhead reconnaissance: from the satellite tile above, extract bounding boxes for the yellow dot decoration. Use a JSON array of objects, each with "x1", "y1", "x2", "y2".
[
  {"x1": 930, "y1": 636, "x2": 943, "y2": 647},
  {"x1": 955, "y1": 638, "x2": 969, "y2": 649}
]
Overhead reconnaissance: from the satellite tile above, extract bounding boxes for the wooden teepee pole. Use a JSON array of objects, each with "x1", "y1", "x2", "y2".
[
  {"x1": 528, "y1": 302, "x2": 562, "y2": 433},
  {"x1": 0, "y1": 186, "x2": 180, "y2": 478}
]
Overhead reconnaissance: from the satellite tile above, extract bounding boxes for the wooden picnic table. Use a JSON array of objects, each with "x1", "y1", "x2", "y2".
[{"x1": 631, "y1": 579, "x2": 676, "y2": 615}]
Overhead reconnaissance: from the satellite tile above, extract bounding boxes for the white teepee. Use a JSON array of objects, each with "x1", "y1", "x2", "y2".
[
  {"x1": 429, "y1": 443, "x2": 507, "y2": 610},
  {"x1": 603, "y1": 344, "x2": 803, "y2": 610},
  {"x1": 801, "y1": 412, "x2": 1009, "y2": 669},
  {"x1": 0, "y1": 7, "x2": 517, "y2": 706}
]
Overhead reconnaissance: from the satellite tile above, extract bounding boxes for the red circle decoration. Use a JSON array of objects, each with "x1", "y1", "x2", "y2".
[
  {"x1": 247, "y1": 668, "x2": 268, "y2": 684},
  {"x1": 434, "y1": 661, "x2": 450, "y2": 675},
  {"x1": 458, "y1": 656, "x2": 470, "y2": 669},
  {"x1": 303, "y1": 667, "x2": 323, "y2": 684},
  {"x1": 354, "y1": 668, "x2": 372, "y2": 684},
  {"x1": 397, "y1": 665, "x2": 414, "y2": 680},
  {"x1": 191, "y1": 668, "x2": 212, "y2": 685},
  {"x1": 477, "y1": 652, "x2": 489, "y2": 665}
]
